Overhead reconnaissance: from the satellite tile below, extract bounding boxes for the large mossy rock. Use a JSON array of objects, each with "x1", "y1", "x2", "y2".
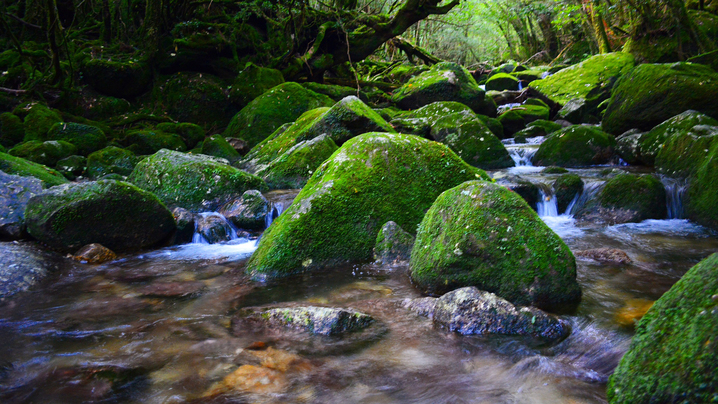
[
  {"x1": 25, "y1": 180, "x2": 175, "y2": 252},
  {"x1": 532, "y1": 125, "x2": 616, "y2": 167},
  {"x1": 485, "y1": 73, "x2": 520, "y2": 92},
  {"x1": 245, "y1": 133, "x2": 489, "y2": 279},
  {"x1": 640, "y1": 110, "x2": 718, "y2": 167},
  {"x1": 0, "y1": 151, "x2": 69, "y2": 187},
  {"x1": 22, "y1": 104, "x2": 62, "y2": 142},
  {"x1": 602, "y1": 62, "x2": 718, "y2": 135},
  {"x1": 9, "y1": 140, "x2": 77, "y2": 167},
  {"x1": 46, "y1": 122, "x2": 107, "y2": 156},
  {"x1": 409, "y1": 181, "x2": 580, "y2": 311},
  {"x1": 529, "y1": 53, "x2": 635, "y2": 108},
  {"x1": 685, "y1": 133, "x2": 718, "y2": 229},
  {"x1": 373, "y1": 221, "x2": 415, "y2": 264},
  {"x1": 229, "y1": 63, "x2": 285, "y2": 108},
  {"x1": 256, "y1": 134, "x2": 338, "y2": 190},
  {"x1": 123, "y1": 129, "x2": 187, "y2": 155},
  {"x1": 160, "y1": 72, "x2": 231, "y2": 129},
  {"x1": 86, "y1": 146, "x2": 141, "y2": 179},
  {"x1": 224, "y1": 82, "x2": 334, "y2": 148},
  {"x1": 82, "y1": 58, "x2": 152, "y2": 99},
  {"x1": 429, "y1": 111, "x2": 513, "y2": 169},
  {"x1": 391, "y1": 62, "x2": 497, "y2": 117},
  {"x1": 155, "y1": 122, "x2": 205, "y2": 150},
  {"x1": 607, "y1": 253, "x2": 718, "y2": 404},
  {"x1": 579, "y1": 173, "x2": 667, "y2": 224},
  {"x1": 0, "y1": 112, "x2": 25, "y2": 147},
  {"x1": 128, "y1": 149, "x2": 266, "y2": 212},
  {"x1": 201, "y1": 134, "x2": 240, "y2": 163}
]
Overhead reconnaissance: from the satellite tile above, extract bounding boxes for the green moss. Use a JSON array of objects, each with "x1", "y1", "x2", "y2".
[
  {"x1": 602, "y1": 62, "x2": 718, "y2": 135},
  {"x1": 686, "y1": 138, "x2": 718, "y2": 229},
  {"x1": 476, "y1": 114, "x2": 504, "y2": 138},
  {"x1": 229, "y1": 63, "x2": 285, "y2": 108},
  {"x1": 9, "y1": 140, "x2": 78, "y2": 167},
  {"x1": 642, "y1": 110, "x2": 718, "y2": 167},
  {"x1": 46, "y1": 122, "x2": 107, "y2": 156},
  {"x1": 224, "y1": 82, "x2": 334, "y2": 148},
  {"x1": 155, "y1": 122, "x2": 206, "y2": 149},
  {"x1": 82, "y1": 57, "x2": 152, "y2": 98},
  {"x1": 0, "y1": 112, "x2": 25, "y2": 147},
  {"x1": 55, "y1": 155, "x2": 86, "y2": 180},
  {"x1": 409, "y1": 180, "x2": 580, "y2": 311},
  {"x1": 542, "y1": 166, "x2": 569, "y2": 174},
  {"x1": 485, "y1": 73, "x2": 520, "y2": 91},
  {"x1": 608, "y1": 253, "x2": 718, "y2": 404},
  {"x1": 158, "y1": 72, "x2": 231, "y2": 129},
  {"x1": 553, "y1": 173, "x2": 583, "y2": 214},
  {"x1": 532, "y1": 125, "x2": 616, "y2": 167},
  {"x1": 256, "y1": 134, "x2": 338, "y2": 190},
  {"x1": 201, "y1": 134, "x2": 240, "y2": 162},
  {"x1": 128, "y1": 149, "x2": 267, "y2": 212},
  {"x1": 598, "y1": 173, "x2": 667, "y2": 221},
  {"x1": 22, "y1": 104, "x2": 62, "y2": 142},
  {"x1": 86, "y1": 146, "x2": 141, "y2": 179},
  {"x1": 401, "y1": 101, "x2": 474, "y2": 120},
  {"x1": 430, "y1": 112, "x2": 513, "y2": 169},
  {"x1": 302, "y1": 82, "x2": 368, "y2": 102},
  {"x1": 497, "y1": 109, "x2": 525, "y2": 137},
  {"x1": 0, "y1": 151, "x2": 69, "y2": 187},
  {"x1": 246, "y1": 133, "x2": 489, "y2": 279},
  {"x1": 387, "y1": 64, "x2": 429, "y2": 82},
  {"x1": 529, "y1": 53, "x2": 635, "y2": 106},
  {"x1": 123, "y1": 130, "x2": 187, "y2": 155},
  {"x1": 514, "y1": 119, "x2": 563, "y2": 139}
]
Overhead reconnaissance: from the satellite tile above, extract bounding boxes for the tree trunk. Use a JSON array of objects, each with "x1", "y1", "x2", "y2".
[
  {"x1": 45, "y1": 0, "x2": 63, "y2": 85},
  {"x1": 591, "y1": 2, "x2": 611, "y2": 53}
]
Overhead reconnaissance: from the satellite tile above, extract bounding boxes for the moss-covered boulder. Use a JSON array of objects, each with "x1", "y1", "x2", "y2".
[
  {"x1": 224, "y1": 82, "x2": 334, "y2": 148},
  {"x1": 532, "y1": 125, "x2": 616, "y2": 167},
  {"x1": 0, "y1": 112, "x2": 24, "y2": 147},
  {"x1": 123, "y1": 129, "x2": 187, "y2": 155},
  {"x1": 607, "y1": 253, "x2": 718, "y2": 404},
  {"x1": 513, "y1": 119, "x2": 563, "y2": 139},
  {"x1": 25, "y1": 180, "x2": 175, "y2": 252},
  {"x1": 500, "y1": 105, "x2": 551, "y2": 135},
  {"x1": 46, "y1": 122, "x2": 107, "y2": 156},
  {"x1": 0, "y1": 242, "x2": 65, "y2": 300},
  {"x1": 229, "y1": 63, "x2": 285, "y2": 108},
  {"x1": 154, "y1": 122, "x2": 206, "y2": 150},
  {"x1": 82, "y1": 58, "x2": 152, "y2": 98},
  {"x1": 0, "y1": 152, "x2": 68, "y2": 187},
  {"x1": 86, "y1": 146, "x2": 141, "y2": 180},
  {"x1": 246, "y1": 133, "x2": 489, "y2": 279},
  {"x1": 129, "y1": 149, "x2": 266, "y2": 212},
  {"x1": 55, "y1": 155, "x2": 86, "y2": 180},
  {"x1": 373, "y1": 221, "x2": 415, "y2": 265},
  {"x1": 391, "y1": 62, "x2": 497, "y2": 117},
  {"x1": 429, "y1": 111, "x2": 513, "y2": 169},
  {"x1": 219, "y1": 190, "x2": 269, "y2": 231},
  {"x1": 578, "y1": 173, "x2": 666, "y2": 224},
  {"x1": 497, "y1": 109, "x2": 525, "y2": 138},
  {"x1": 160, "y1": 72, "x2": 231, "y2": 129},
  {"x1": 409, "y1": 181, "x2": 580, "y2": 311},
  {"x1": 390, "y1": 101, "x2": 474, "y2": 137},
  {"x1": 602, "y1": 62, "x2": 718, "y2": 135},
  {"x1": 685, "y1": 135, "x2": 718, "y2": 229},
  {"x1": 615, "y1": 132, "x2": 643, "y2": 165},
  {"x1": 529, "y1": 53, "x2": 635, "y2": 109},
  {"x1": 301, "y1": 82, "x2": 367, "y2": 102},
  {"x1": 22, "y1": 104, "x2": 62, "y2": 142},
  {"x1": 640, "y1": 110, "x2": 718, "y2": 167},
  {"x1": 201, "y1": 135, "x2": 240, "y2": 163},
  {"x1": 256, "y1": 134, "x2": 338, "y2": 190},
  {"x1": 553, "y1": 173, "x2": 583, "y2": 214},
  {"x1": 9, "y1": 140, "x2": 78, "y2": 167},
  {"x1": 485, "y1": 73, "x2": 520, "y2": 92}
]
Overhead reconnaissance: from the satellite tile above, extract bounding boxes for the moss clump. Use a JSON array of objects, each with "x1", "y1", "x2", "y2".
[
  {"x1": 430, "y1": 111, "x2": 513, "y2": 169},
  {"x1": 543, "y1": 166, "x2": 569, "y2": 174},
  {"x1": 373, "y1": 221, "x2": 415, "y2": 264},
  {"x1": 0, "y1": 151, "x2": 68, "y2": 187},
  {"x1": 302, "y1": 82, "x2": 368, "y2": 102},
  {"x1": 485, "y1": 73, "x2": 520, "y2": 91},
  {"x1": 159, "y1": 72, "x2": 231, "y2": 129},
  {"x1": 532, "y1": 125, "x2": 616, "y2": 167},
  {"x1": 86, "y1": 146, "x2": 141, "y2": 180},
  {"x1": 391, "y1": 62, "x2": 497, "y2": 117},
  {"x1": 497, "y1": 109, "x2": 526, "y2": 137},
  {"x1": 594, "y1": 173, "x2": 667, "y2": 222},
  {"x1": 686, "y1": 137, "x2": 718, "y2": 229},
  {"x1": 201, "y1": 135, "x2": 240, "y2": 163},
  {"x1": 123, "y1": 130, "x2": 187, "y2": 155},
  {"x1": 246, "y1": 133, "x2": 489, "y2": 279},
  {"x1": 55, "y1": 155, "x2": 86, "y2": 180},
  {"x1": 22, "y1": 104, "x2": 62, "y2": 142},
  {"x1": 46, "y1": 122, "x2": 107, "y2": 156},
  {"x1": 602, "y1": 62, "x2": 718, "y2": 135},
  {"x1": 82, "y1": 58, "x2": 152, "y2": 98},
  {"x1": 529, "y1": 53, "x2": 635, "y2": 106},
  {"x1": 9, "y1": 140, "x2": 78, "y2": 167},
  {"x1": 256, "y1": 134, "x2": 338, "y2": 190},
  {"x1": 128, "y1": 149, "x2": 266, "y2": 212},
  {"x1": 409, "y1": 180, "x2": 580, "y2": 311},
  {"x1": 607, "y1": 253, "x2": 718, "y2": 404},
  {"x1": 224, "y1": 82, "x2": 334, "y2": 148},
  {"x1": 155, "y1": 122, "x2": 205, "y2": 149},
  {"x1": 25, "y1": 180, "x2": 175, "y2": 252},
  {"x1": 229, "y1": 63, "x2": 285, "y2": 108},
  {"x1": 553, "y1": 173, "x2": 583, "y2": 214},
  {"x1": 514, "y1": 119, "x2": 563, "y2": 139},
  {"x1": 0, "y1": 112, "x2": 25, "y2": 148},
  {"x1": 641, "y1": 110, "x2": 718, "y2": 167}
]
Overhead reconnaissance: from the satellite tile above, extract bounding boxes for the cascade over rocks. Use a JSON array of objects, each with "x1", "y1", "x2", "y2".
[
  {"x1": 405, "y1": 287, "x2": 570, "y2": 343},
  {"x1": 602, "y1": 62, "x2": 718, "y2": 135},
  {"x1": 246, "y1": 133, "x2": 489, "y2": 279},
  {"x1": 128, "y1": 149, "x2": 266, "y2": 212},
  {"x1": 391, "y1": 62, "x2": 497, "y2": 116},
  {"x1": 553, "y1": 173, "x2": 584, "y2": 214},
  {"x1": 409, "y1": 180, "x2": 581, "y2": 311},
  {"x1": 25, "y1": 180, "x2": 175, "y2": 252},
  {"x1": 219, "y1": 190, "x2": 269, "y2": 231},
  {"x1": 532, "y1": 125, "x2": 616, "y2": 167},
  {"x1": 576, "y1": 173, "x2": 666, "y2": 224},
  {"x1": 608, "y1": 253, "x2": 718, "y2": 404}
]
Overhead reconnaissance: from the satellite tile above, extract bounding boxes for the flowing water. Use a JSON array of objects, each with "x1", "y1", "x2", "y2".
[{"x1": 1, "y1": 147, "x2": 717, "y2": 403}]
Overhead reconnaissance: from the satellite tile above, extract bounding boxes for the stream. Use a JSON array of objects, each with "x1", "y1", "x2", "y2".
[{"x1": 1, "y1": 136, "x2": 717, "y2": 403}]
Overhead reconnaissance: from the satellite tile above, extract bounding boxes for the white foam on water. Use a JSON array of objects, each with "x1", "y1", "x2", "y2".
[{"x1": 141, "y1": 238, "x2": 258, "y2": 262}]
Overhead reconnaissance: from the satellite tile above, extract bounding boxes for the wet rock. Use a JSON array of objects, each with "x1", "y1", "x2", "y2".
[
  {"x1": 553, "y1": 173, "x2": 583, "y2": 214},
  {"x1": 137, "y1": 280, "x2": 205, "y2": 298},
  {"x1": 575, "y1": 248, "x2": 631, "y2": 265},
  {"x1": 640, "y1": 110, "x2": 718, "y2": 167},
  {"x1": 155, "y1": 122, "x2": 206, "y2": 150},
  {"x1": 55, "y1": 155, "x2": 86, "y2": 180},
  {"x1": 373, "y1": 221, "x2": 415, "y2": 264},
  {"x1": 72, "y1": 243, "x2": 117, "y2": 264},
  {"x1": 196, "y1": 213, "x2": 233, "y2": 244},
  {"x1": 532, "y1": 125, "x2": 616, "y2": 167},
  {"x1": 123, "y1": 129, "x2": 187, "y2": 155},
  {"x1": 615, "y1": 132, "x2": 643, "y2": 165},
  {"x1": 409, "y1": 181, "x2": 580, "y2": 311},
  {"x1": 614, "y1": 298, "x2": 653, "y2": 327},
  {"x1": 0, "y1": 150, "x2": 68, "y2": 187},
  {"x1": 405, "y1": 287, "x2": 570, "y2": 343},
  {"x1": 514, "y1": 119, "x2": 563, "y2": 139},
  {"x1": 0, "y1": 170, "x2": 43, "y2": 240},
  {"x1": 86, "y1": 146, "x2": 141, "y2": 180},
  {"x1": 25, "y1": 180, "x2": 176, "y2": 252},
  {"x1": 608, "y1": 253, "x2": 718, "y2": 404},
  {"x1": 229, "y1": 62, "x2": 285, "y2": 109},
  {"x1": 494, "y1": 174, "x2": 541, "y2": 208},
  {"x1": 9, "y1": 140, "x2": 78, "y2": 167},
  {"x1": 172, "y1": 207, "x2": 195, "y2": 245},
  {"x1": 257, "y1": 306, "x2": 374, "y2": 336},
  {"x1": 128, "y1": 149, "x2": 266, "y2": 212},
  {"x1": 225, "y1": 137, "x2": 249, "y2": 155},
  {"x1": 207, "y1": 364, "x2": 287, "y2": 396},
  {"x1": 0, "y1": 241, "x2": 65, "y2": 300},
  {"x1": 46, "y1": 122, "x2": 107, "y2": 156},
  {"x1": 219, "y1": 190, "x2": 269, "y2": 231},
  {"x1": 201, "y1": 134, "x2": 240, "y2": 163},
  {"x1": 391, "y1": 62, "x2": 497, "y2": 116},
  {"x1": 246, "y1": 133, "x2": 488, "y2": 279}
]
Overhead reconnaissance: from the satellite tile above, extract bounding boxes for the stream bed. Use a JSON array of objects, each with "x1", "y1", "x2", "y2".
[{"x1": 1, "y1": 137, "x2": 717, "y2": 403}]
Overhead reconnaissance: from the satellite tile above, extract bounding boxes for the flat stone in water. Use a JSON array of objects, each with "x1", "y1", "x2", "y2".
[
  {"x1": 575, "y1": 248, "x2": 631, "y2": 265},
  {"x1": 259, "y1": 306, "x2": 374, "y2": 336}
]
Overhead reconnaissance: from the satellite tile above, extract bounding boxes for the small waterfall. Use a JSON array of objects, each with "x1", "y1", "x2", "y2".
[
  {"x1": 265, "y1": 201, "x2": 285, "y2": 229},
  {"x1": 567, "y1": 181, "x2": 604, "y2": 216},
  {"x1": 661, "y1": 177, "x2": 687, "y2": 219},
  {"x1": 564, "y1": 192, "x2": 580, "y2": 216},
  {"x1": 192, "y1": 212, "x2": 241, "y2": 244},
  {"x1": 537, "y1": 185, "x2": 558, "y2": 217},
  {"x1": 507, "y1": 146, "x2": 537, "y2": 166},
  {"x1": 518, "y1": 80, "x2": 524, "y2": 91}
]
